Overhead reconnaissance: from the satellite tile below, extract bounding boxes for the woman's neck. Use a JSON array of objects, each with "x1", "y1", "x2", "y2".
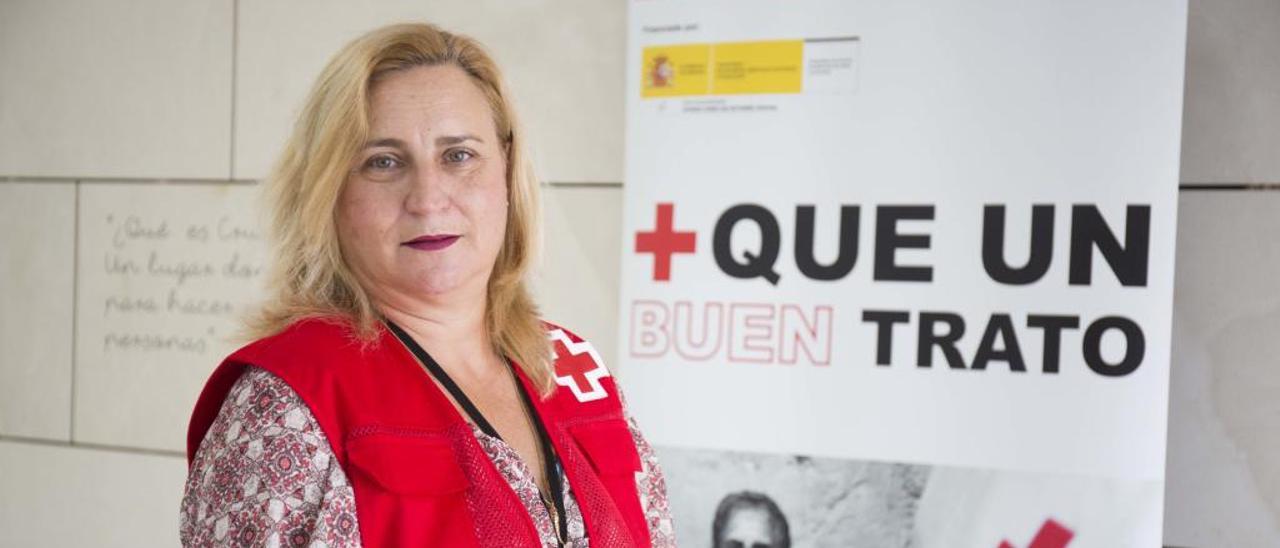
[{"x1": 374, "y1": 291, "x2": 500, "y2": 383}]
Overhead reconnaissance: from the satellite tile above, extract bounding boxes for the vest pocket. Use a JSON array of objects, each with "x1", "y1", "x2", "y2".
[
  {"x1": 343, "y1": 432, "x2": 480, "y2": 546},
  {"x1": 346, "y1": 434, "x2": 469, "y2": 495},
  {"x1": 569, "y1": 419, "x2": 643, "y2": 475}
]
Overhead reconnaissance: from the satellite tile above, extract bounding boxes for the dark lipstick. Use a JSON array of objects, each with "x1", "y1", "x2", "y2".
[{"x1": 402, "y1": 234, "x2": 460, "y2": 251}]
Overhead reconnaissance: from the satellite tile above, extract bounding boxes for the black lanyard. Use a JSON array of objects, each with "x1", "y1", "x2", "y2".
[{"x1": 384, "y1": 320, "x2": 569, "y2": 543}]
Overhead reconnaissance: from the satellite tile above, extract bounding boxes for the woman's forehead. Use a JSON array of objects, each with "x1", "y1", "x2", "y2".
[{"x1": 367, "y1": 65, "x2": 496, "y2": 141}]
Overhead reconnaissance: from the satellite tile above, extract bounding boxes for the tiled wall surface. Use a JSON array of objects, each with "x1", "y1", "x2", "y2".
[
  {"x1": 1165, "y1": 193, "x2": 1280, "y2": 546},
  {"x1": 1178, "y1": 0, "x2": 1280, "y2": 184},
  {"x1": 0, "y1": 183, "x2": 74, "y2": 442},
  {"x1": 0, "y1": 0, "x2": 1275, "y2": 546},
  {"x1": 0, "y1": 0, "x2": 234, "y2": 180}
]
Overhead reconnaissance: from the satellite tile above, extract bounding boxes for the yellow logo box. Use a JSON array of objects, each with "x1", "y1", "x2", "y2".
[{"x1": 642, "y1": 40, "x2": 804, "y2": 98}]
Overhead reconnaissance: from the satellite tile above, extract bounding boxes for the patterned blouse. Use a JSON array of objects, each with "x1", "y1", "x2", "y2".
[{"x1": 180, "y1": 366, "x2": 677, "y2": 547}]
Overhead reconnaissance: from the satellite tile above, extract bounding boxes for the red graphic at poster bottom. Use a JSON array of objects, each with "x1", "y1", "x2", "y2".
[{"x1": 998, "y1": 518, "x2": 1074, "y2": 548}]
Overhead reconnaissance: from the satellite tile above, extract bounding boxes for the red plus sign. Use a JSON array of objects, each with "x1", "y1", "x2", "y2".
[
  {"x1": 556, "y1": 343, "x2": 599, "y2": 394},
  {"x1": 550, "y1": 331, "x2": 608, "y2": 402},
  {"x1": 635, "y1": 203, "x2": 697, "y2": 281}
]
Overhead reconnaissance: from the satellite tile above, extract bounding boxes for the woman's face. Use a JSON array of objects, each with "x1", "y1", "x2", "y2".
[{"x1": 336, "y1": 64, "x2": 509, "y2": 307}]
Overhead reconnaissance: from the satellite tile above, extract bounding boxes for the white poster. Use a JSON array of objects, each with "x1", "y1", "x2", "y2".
[{"x1": 619, "y1": 1, "x2": 1187, "y2": 546}]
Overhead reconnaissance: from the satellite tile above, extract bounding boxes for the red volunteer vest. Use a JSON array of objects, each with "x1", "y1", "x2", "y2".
[{"x1": 186, "y1": 317, "x2": 651, "y2": 547}]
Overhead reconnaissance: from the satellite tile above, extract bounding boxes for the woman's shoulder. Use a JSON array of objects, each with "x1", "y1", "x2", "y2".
[
  {"x1": 538, "y1": 320, "x2": 631, "y2": 408},
  {"x1": 238, "y1": 315, "x2": 367, "y2": 354},
  {"x1": 540, "y1": 320, "x2": 603, "y2": 359},
  {"x1": 189, "y1": 364, "x2": 329, "y2": 454},
  {"x1": 225, "y1": 316, "x2": 375, "y2": 374},
  {"x1": 189, "y1": 316, "x2": 371, "y2": 459}
]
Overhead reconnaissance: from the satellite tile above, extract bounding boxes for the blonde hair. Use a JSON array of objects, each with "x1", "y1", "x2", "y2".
[{"x1": 246, "y1": 22, "x2": 553, "y2": 394}]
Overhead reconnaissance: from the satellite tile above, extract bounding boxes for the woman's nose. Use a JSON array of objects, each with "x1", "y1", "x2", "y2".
[{"x1": 404, "y1": 165, "x2": 452, "y2": 214}]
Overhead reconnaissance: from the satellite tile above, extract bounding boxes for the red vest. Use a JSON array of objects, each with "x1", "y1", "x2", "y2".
[{"x1": 186, "y1": 317, "x2": 652, "y2": 547}]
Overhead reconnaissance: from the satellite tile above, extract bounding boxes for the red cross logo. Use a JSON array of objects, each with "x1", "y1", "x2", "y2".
[
  {"x1": 635, "y1": 203, "x2": 697, "y2": 281},
  {"x1": 998, "y1": 518, "x2": 1074, "y2": 548},
  {"x1": 549, "y1": 329, "x2": 610, "y2": 402}
]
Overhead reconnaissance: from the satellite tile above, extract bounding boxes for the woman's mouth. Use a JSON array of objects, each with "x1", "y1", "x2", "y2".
[{"x1": 402, "y1": 234, "x2": 460, "y2": 251}]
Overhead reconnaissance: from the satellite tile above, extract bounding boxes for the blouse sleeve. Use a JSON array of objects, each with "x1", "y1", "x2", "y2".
[
  {"x1": 617, "y1": 383, "x2": 678, "y2": 547},
  {"x1": 179, "y1": 366, "x2": 363, "y2": 547}
]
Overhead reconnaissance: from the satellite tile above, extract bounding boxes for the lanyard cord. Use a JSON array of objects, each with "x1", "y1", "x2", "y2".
[
  {"x1": 513, "y1": 362, "x2": 571, "y2": 544},
  {"x1": 384, "y1": 320, "x2": 570, "y2": 544}
]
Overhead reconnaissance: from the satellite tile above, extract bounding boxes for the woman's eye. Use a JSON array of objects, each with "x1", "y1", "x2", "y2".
[
  {"x1": 444, "y1": 148, "x2": 475, "y2": 164},
  {"x1": 364, "y1": 155, "x2": 402, "y2": 171}
]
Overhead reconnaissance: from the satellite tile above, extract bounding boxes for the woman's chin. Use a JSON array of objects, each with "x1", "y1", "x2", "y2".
[{"x1": 400, "y1": 270, "x2": 474, "y2": 299}]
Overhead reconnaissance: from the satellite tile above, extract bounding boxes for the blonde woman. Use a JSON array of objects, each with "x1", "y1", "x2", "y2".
[{"x1": 180, "y1": 23, "x2": 675, "y2": 547}]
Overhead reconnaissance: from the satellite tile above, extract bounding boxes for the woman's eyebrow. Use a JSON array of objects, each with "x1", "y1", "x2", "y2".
[
  {"x1": 361, "y1": 135, "x2": 484, "y2": 149},
  {"x1": 435, "y1": 134, "x2": 483, "y2": 146},
  {"x1": 363, "y1": 137, "x2": 405, "y2": 149}
]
